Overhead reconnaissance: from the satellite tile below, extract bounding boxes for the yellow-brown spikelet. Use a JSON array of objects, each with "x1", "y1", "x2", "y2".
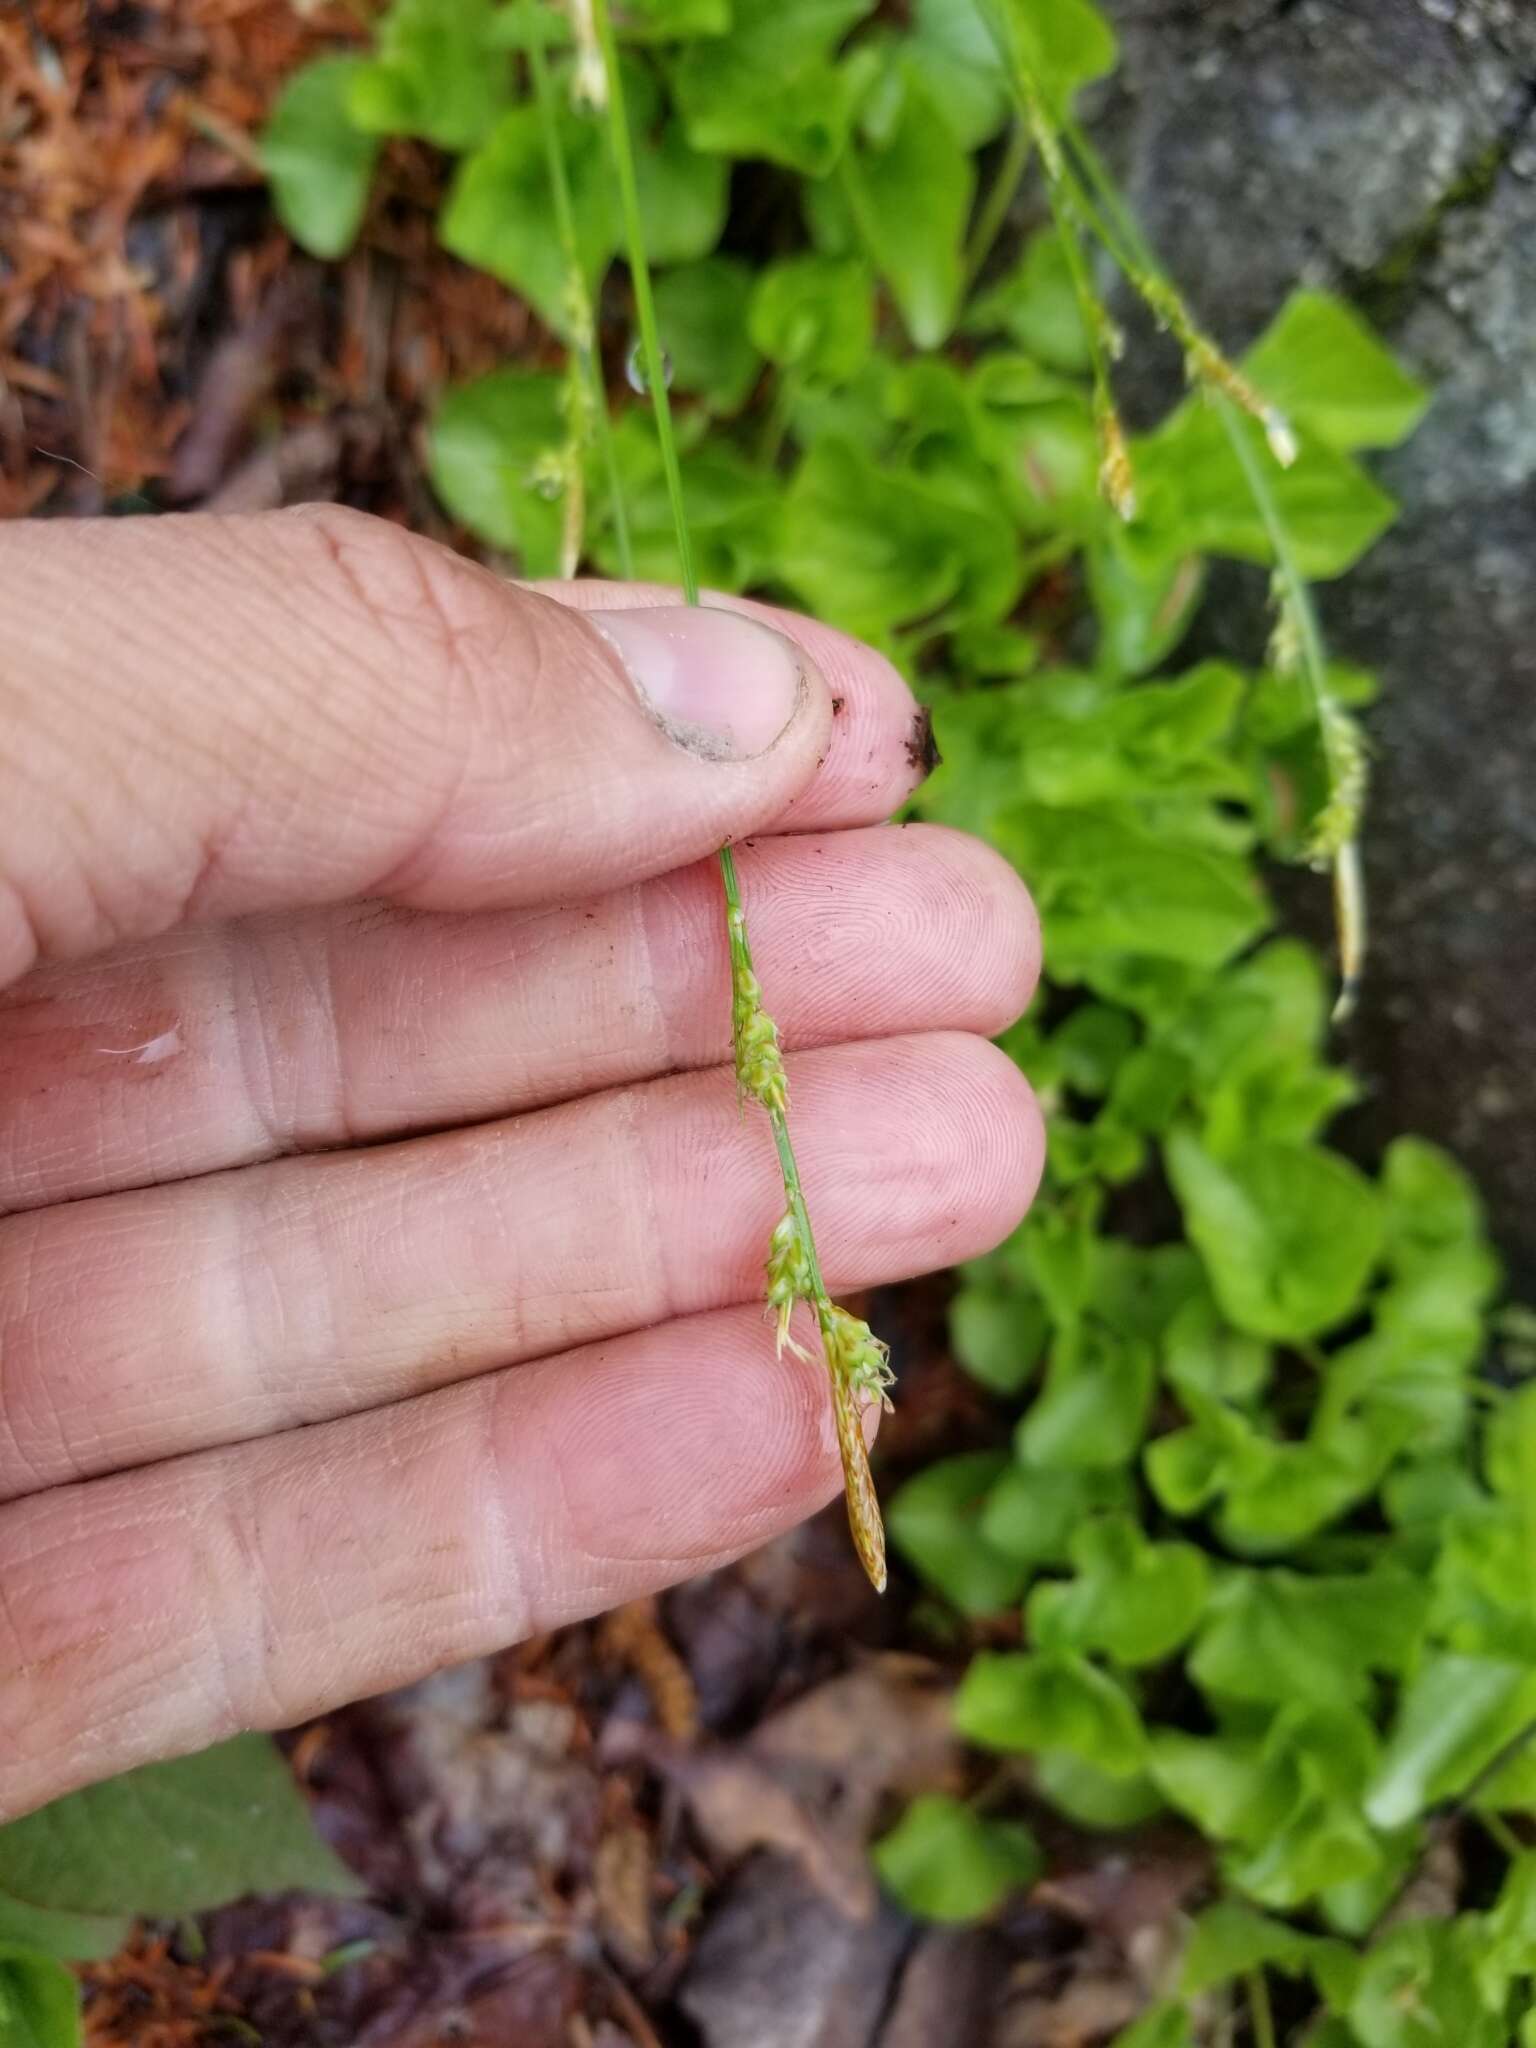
[
  {"x1": 818, "y1": 1302, "x2": 894, "y2": 1594},
  {"x1": 831, "y1": 1371, "x2": 887, "y2": 1594}
]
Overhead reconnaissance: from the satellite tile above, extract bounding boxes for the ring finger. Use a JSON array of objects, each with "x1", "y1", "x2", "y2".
[{"x1": 0, "y1": 1031, "x2": 1042, "y2": 1500}]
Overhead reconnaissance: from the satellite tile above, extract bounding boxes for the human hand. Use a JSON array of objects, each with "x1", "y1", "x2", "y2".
[{"x1": 0, "y1": 507, "x2": 1041, "y2": 1818}]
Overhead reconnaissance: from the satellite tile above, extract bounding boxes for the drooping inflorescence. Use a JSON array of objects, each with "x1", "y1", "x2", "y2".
[{"x1": 588, "y1": 0, "x2": 893, "y2": 1591}]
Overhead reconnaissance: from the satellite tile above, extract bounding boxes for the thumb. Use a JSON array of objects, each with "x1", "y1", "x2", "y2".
[{"x1": 0, "y1": 506, "x2": 832, "y2": 985}]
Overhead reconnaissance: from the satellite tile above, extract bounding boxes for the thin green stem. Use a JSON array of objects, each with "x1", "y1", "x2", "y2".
[
  {"x1": 719, "y1": 845, "x2": 827, "y2": 1293},
  {"x1": 756, "y1": 370, "x2": 799, "y2": 470},
  {"x1": 1063, "y1": 117, "x2": 1157, "y2": 275},
  {"x1": 527, "y1": 24, "x2": 632, "y2": 578},
  {"x1": 970, "y1": 6, "x2": 1132, "y2": 518},
  {"x1": 589, "y1": 0, "x2": 696, "y2": 603},
  {"x1": 1218, "y1": 395, "x2": 1364, "y2": 1012},
  {"x1": 1479, "y1": 1808, "x2": 1525, "y2": 1861},
  {"x1": 591, "y1": 0, "x2": 887, "y2": 1591},
  {"x1": 834, "y1": 149, "x2": 885, "y2": 281},
  {"x1": 1246, "y1": 1970, "x2": 1278, "y2": 2048},
  {"x1": 962, "y1": 117, "x2": 1032, "y2": 291},
  {"x1": 975, "y1": 0, "x2": 1362, "y2": 1004}
]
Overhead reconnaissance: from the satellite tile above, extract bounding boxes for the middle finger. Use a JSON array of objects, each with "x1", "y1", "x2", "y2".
[{"x1": 0, "y1": 825, "x2": 1035, "y2": 1212}]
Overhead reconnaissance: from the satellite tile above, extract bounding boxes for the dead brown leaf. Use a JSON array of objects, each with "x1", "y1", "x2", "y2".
[
  {"x1": 662, "y1": 1744, "x2": 879, "y2": 1921},
  {"x1": 594, "y1": 1824, "x2": 656, "y2": 1974}
]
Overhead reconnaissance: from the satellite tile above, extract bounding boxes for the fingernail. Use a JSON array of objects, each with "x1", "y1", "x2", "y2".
[{"x1": 590, "y1": 605, "x2": 807, "y2": 761}]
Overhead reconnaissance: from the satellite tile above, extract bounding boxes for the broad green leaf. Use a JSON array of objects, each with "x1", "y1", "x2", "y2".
[
  {"x1": 1349, "y1": 1922, "x2": 1502, "y2": 2048},
  {"x1": 1482, "y1": 1853, "x2": 1536, "y2": 2003},
  {"x1": 1229, "y1": 1802, "x2": 1385, "y2": 1914},
  {"x1": 907, "y1": 0, "x2": 1011, "y2": 147},
  {"x1": 1110, "y1": 2006, "x2": 1195, "y2": 2048},
  {"x1": 1429, "y1": 1498, "x2": 1536, "y2": 1663},
  {"x1": 1145, "y1": 1406, "x2": 1248, "y2": 1518},
  {"x1": 1092, "y1": 1240, "x2": 1206, "y2": 1341},
  {"x1": 1216, "y1": 1428, "x2": 1394, "y2": 1554},
  {"x1": 1189, "y1": 1567, "x2": 1424, "y2": 1711},
  {"x1": 1000, "y1": 809, "x2": 1267, "y2": 973},
  {"x1": 0, "y1": 1948, "x2": 79, "y2": 2048},
  {"x1": 1018, "y1": 1189, "x2": 1104, "y2": 1325},
  {"x1": 872, "y1": 1794, "x2": 1042, "y2": 1922},
  {"x1": 886, "y1": 1451, "x2": 1033, "y2": 1614},
  {"x1": 670, "y1": 0, "x2": 878, "y2": 173},
  {"x1": 1150, "y1": 1729, "x2": 1272, "y2": 1842},
  {"x1": 989, "y1": 0, "x2": 1118, "y2": 117},
  {"x1": 1027, "y1": 1513, "x2": 1210, "y2": 1666},
  {"x1": 1381, "y1": 1137, "x2": 1487, "y2": 1263},
  {"x1": 1048, "y1": 1004, "x2": 1137, "y2": 1097},
  {"x1": 1246, "y1": 656, "x2": 1377, "y2": 749},
  {"x1": 1162, "y1": 1294, "x2": 1271, "y2": 1407},
  {"x1": 348, "y1": 0, "x2": 507, "y2": 149},
  {"x1": 1016, "y1": 1327, "x2": 1154, "y2": 1471},
  {"x1": 1365, "y1": 1653, "x2": 1535, "y2": 1829},
  {"x1": 1088, "y1": 540, "x2": 1205, "y2": 680},
  {"x1": 955, "y1": 1650, "x2": 1147, "y2": 1774},
  {"x1": 609, "y1": 0, "x2": 733, "y2": 36},
  {"x1": 965, "y1": 229, "x2": 1092, "y2": 371},
  {"x1": 1145, "y1": 1390, "x2": 1385, "y2": 1550},
  {"x1": 428, "y1": 369, "x2": 567, "y2": 568},
  {"x1": 949, "y1": 619, "x2": 1042, "y2": 678},
  {"x1": 1317, "y1": 1315, "x2": 1481, "y2": 1460},
  {"x1": 1166, "y1": 1131, "x2": 1382, "y2": 1341},
  {"x1": 841, "y1": 66, "x2": 973, "y2": 347},
  {"x1": 1181, "y1": 1901, "x2": 1337, "y2": 1995},
  {"x1": 0, "y1": 1737, "x2": 356, "y2": 1918},
  {"x1": 1155, "y1": 1707, "x2": 1385, "y2": 1911},
  {"x1": 748, "y1": 255, "x2": 874, "y2": 383},
  {"x1": 1131, "y1": 404, "x2": 1396, "y2": 581},
  {"x1": 1243, "y1": 291, "x2": 1429, "y2": 452},
  {"x1": 653, "y1": 257, "x2": 762, "y2": 413},
  {"x1": 981, "y1": 1461, "x2": 1131, "y2": 1564},
  {"x1": 262, "y1": 58, "x2": 380, "y2": 260},
  {"x1": 440, "y1": 106, "x2": 611, "y2": 335},
  {"x1": 779, "y1": 437, "x2": 1022, "y2": 638},
  {"x1": 0, "y1": 1895, "x2": 126, "y2": 1964},
  {"x1": 950, "y1": 1284, "x2": 1048, "y2": 1396},
  {"x1": 1032, "y1": 1750, "x2": 1162, "y2": 1828},
  {"x1": 1384, "y1": 1455, "x2": 1487, "y2": 1537},
  {"x1": 589, "y1": 419, "x2": 781, "y2": 589},
  {"x1": 1013, "y1": 662, "x2": 1246, "y2": 810},
  {"x1": 634, "y1": 118, "x2": 730, "y2": 265},
  {"x1": 1486, "y1": 1382, "x2": 1536, "y2": 1507},
  {"x1": 968, "y1": 353, "x2": 1104, "y2": 535},
  {"x1": 1172, "y1": 939, "x2": 1330, "y2": 1092}
]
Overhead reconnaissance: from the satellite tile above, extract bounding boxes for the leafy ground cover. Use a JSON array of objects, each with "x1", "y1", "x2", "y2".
[{"x1": 3, "y1": 3, "x2": 1534, "y2": 2044}]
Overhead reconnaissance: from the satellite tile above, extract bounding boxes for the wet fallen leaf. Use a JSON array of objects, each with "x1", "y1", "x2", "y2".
[
  {"x1": 677, "y1": 1852, "x2": 911, "y2": 2048},
  {"x1": 595, "y1": 1823, "x2": 656, "y2": 1973}
]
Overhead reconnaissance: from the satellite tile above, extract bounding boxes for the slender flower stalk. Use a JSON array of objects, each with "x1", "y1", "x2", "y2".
[
  {"x1": 527, "y1": 25, "x2": 633, "y2": 577},
  {"x1": 972, "y1": 0, "x2": 1364, "y2": 1008},
  {"x1": 961, "y1": 116, "x2": 1032, "y2": 291},
  {"x1": 1220, "y1": 399, "x2": 1366, "y2": 1014},
  {"x1": 968, "y1": 24, "x2": 1136, "y2": 522},
  {"x1": 587, "y1": 0, "x2": 890, "y2": 1591}
]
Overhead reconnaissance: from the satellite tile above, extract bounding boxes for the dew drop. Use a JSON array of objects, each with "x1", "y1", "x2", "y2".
[{"x1": 625, "y1": 339, "x2": 674, "y2": 396}]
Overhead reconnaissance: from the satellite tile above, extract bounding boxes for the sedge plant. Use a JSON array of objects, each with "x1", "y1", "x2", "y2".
[
  {"x1": 237, "y1": 5, "x2": 1536, "y2": 2038},
  {"x1": 974, "y1": 0, "x2": 1366, "y2": 1009},
  {"x1": 587, "y1": 0, "x2": 894, "y2": 1592}
]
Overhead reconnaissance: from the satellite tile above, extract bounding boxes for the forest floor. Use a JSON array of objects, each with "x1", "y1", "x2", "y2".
[{"x1": 4, "y1": 6, "x2": 1210, "y2": 2043}]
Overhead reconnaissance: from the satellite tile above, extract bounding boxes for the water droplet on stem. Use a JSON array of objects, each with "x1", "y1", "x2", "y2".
[{"x1": 625, "y1": 339, "x2": 674, "y2": 396}]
